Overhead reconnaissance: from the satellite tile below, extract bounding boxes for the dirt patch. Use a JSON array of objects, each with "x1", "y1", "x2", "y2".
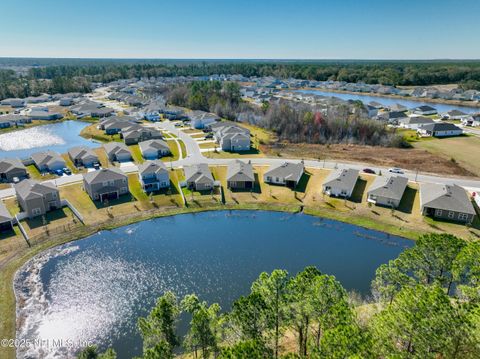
[{"x1": 262, "y1": 142, "x2": 476, "y2": 177}]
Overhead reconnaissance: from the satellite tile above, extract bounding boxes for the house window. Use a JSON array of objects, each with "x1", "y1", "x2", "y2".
[
  {"x1": 120, "y1": 187, "x2": 127, "y2": 194},
  {"x1": 458, "y1": 213, "x2": 469, "y2": 221},
  {"x1": 94, "y1": 193, "x2": 99, "y2": 199},
  {"x1": 102, "y1": 181, "x2": 109, "y2": 187},
  {"x1": 52, "y1": 192, "x2": 57, "y2": 199},
  {"x1": 435, "y1": 209, "x2": 443, "y2": 216},
  {"x1": 32, "y1": 208, "x2": 41, "y2": 216},
  {"x1": 448, "y1": 211, "x2": 455, "y2": 219}
]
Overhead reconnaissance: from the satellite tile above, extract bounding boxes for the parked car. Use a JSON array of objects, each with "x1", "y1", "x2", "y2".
[
  {"x1": 63, "y1": 167, "x2": 72, "y2": 175},
  {"x1": 54, "y1": 169, "x2": 64, "y2": 176},
  {"x1": 363, "y1": 168, "x2": 376, "y2": 174},
  {"x1": 93, "y1": 162, "x2": 101, "y2": 170},
  {"x1": 205, "y1": 133, "x2": 214, "y2": 139},
  {"x1": 388, "y1": 167, "x2": 404, "y2": 174}
]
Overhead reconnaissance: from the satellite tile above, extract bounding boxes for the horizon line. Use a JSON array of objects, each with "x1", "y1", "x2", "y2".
[{"x1": 1, "y1": 56, "x2": 480, "y2": 62}]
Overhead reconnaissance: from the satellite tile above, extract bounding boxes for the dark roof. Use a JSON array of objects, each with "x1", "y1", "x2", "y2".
[{"x1": 420, "y1": 122, "x2": 462, "y2": 132}]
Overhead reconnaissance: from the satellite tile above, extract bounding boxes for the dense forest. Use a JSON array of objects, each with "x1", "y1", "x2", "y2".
[
  {"x1": 77, "y1": 233, "x2": 480, "y2": 359},
  {"x1": 260, "y1": 103, "x2": 408, "y2": 147},
  {"x1": 2, "y1": 60, "x2": 480, "y2": 99}
]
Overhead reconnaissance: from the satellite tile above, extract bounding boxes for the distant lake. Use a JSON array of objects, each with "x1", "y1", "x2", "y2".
[
  {"x1": 0, "y1": 120, "x2": 98, "y2": 159},
  {"x1": 297, "y1": 89, "x2": 479, "y2": 113},
  {"x1": 15, "y1": 210, "x2": 411, "y2": 359}
]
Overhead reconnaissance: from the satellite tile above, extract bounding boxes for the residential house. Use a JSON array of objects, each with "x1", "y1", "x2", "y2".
[
  {"x1": 0, "y1": 98, "x2": 26, "y2": 108},
  {"x1": 31, "y1": 150, "x2": 66, "y2": 172},
  {"x1": 227, "y1": 160, "x2": 255, "y2": 189},
  {"x1": 102, "y1": 119, "x2": 135, "y2": 135},
  {"x1": 420, "y1": 183, "x2": 476, "y2": 223},
  {"x1": 121, "y1": 126, "x2": 163, "y2": 145},
  {"x1": 398, "y1": 116, "x2": 434, "y2": 130},
  {"x1": 184, "y1": 163, "x2": 214, "y2": 191},
  {"x1": 15, "y1": 179, "x2": 61, "y2": 218},
  {"x1": 0, "y1": 115, "x2": 32, "y2": 126},
  {"x1": 417, "y1": 122, "x2": 463, "y2": 137},
  {"x1": 367, "y1": 175, "x2": 408, "y2": 208},
  {"x1": 368, "y1": 101, "x2": 384, "y2": 109},
  {"x1": 443, "y1": 109, "x2": 469, "y2": 121},
  {"x1": 322, "y1": 168, "x2": 359, "y2": 198},
  {"x1": 462, "y1": 114, "x2": 480, "y2": 127},
  {"x1": 411, "y1": 105, "x2": 438, "y2": 116},
  {"x1": 29, "y1": 109, "x2": 63, "y2": 121},
  {"x1": 138, "y1": 160, "x2": 170, "y2": 192},
  {"x1": 388, "y1": 103, "x2": 408, "y2": 112},
  {"x1": 378, "y1": 111, "x2": 409, "y2": 124},
  {"x1": 25, "y1": 95, "x2": 51, "y2": 103},
  {"x1": 210, "y1": 123, "x2": 251, "y2": 152},
  {"x1": 68, "y1": 146, "x2": 99, "y2": 168},
  {"x1": 0, "y1": 201, "x2": 13, "y2": 231},
  {"x1": 83, "y1": 168, "x2": 129, "y2": 202},
  {"x1": 364, "y1": 105, "x2": 378, "y2": 118},
  {"x1": 264, "y1": 162, "x2": 304, "y2": 188},
  {"x1": 103, "y1": 142, "x2": 132, "y2": 162},
  {"x1": 0, "y1": 158, "x2": 28, "y2": 182},
  {"x1": 59, "y1": 97, "x2": 74, "y2": 106},
  {"x1": 189, "y1": 111, "x2": 220, "y2": 129},
  {"x1": 139, "y1": 139, "x2": 171, "y2": 160},
  {"x1": 0, "y1": 118, "x2": 12, "y2": 129},
  {"x1": 71, "y1": 102, "x2": 114, "y2": 118}
]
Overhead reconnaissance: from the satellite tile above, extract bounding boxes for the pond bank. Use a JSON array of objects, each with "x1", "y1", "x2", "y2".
[
  {"x1": 0, "y1": 200, "x2": 420, "y2": 359},
  {"x1": 14, "y1": 209, "x2": 411, "y2": 358}
]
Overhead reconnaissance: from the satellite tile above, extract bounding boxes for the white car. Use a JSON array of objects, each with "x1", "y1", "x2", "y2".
[{"x1": 388, "y1": 167, "x2": 404, "y2": 174}]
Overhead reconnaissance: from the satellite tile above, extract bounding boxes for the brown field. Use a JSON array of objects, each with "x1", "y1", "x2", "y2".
[
  {"x1": 413, "y1": 135, "x2": 480, "y2": 177},
  {"x1": 262, "y1": 142, "x2": 475, "y2": 177}
]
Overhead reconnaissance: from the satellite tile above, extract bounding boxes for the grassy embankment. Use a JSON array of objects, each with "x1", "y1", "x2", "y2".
[{"x1": 79, "y1": 123, "x2": 122, "y2": 143}]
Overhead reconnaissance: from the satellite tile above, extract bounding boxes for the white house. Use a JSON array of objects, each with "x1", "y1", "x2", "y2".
[
  {"x1": 411, "y1": 105, "x2": 438, "y2": 116},
  {"x1": 417, "y1": 123, "x2": 463, "y2": 137}
]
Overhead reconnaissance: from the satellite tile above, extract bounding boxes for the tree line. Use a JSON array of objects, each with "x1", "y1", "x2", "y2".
[
  {"x1": 166, "y1": 81, "x2": 249, "y2": 121},
  {"x1": 78, "y1": 233, "x2": 480, "y2": 359},
  {"x1": 2, "y1": 60, "x2": 480, "y2": 100},
  {"x1": 259, "y1": 102, "x2": 409, "y2": 148}
]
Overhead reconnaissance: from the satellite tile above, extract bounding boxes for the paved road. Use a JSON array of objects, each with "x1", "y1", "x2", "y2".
[
  {"x1": 153, "y1": 121, "x2": 480, "y2": 190},
  {"x1": 2, "y1": 120, "x2": 480, "y2": 200}
]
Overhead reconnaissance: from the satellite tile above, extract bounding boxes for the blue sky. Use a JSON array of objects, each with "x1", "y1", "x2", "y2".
[{"x1": 1, "y1": 0, "x2": 479, "y2": 59}]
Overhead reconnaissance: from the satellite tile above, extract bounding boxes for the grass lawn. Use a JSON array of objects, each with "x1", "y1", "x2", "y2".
[
  {"x1": 182, "y1": 128, "x2": 202, "y2": 134},
  {"x1": 162, "y1": 140, "x2": 180, "y2": 162},
  {"x1": 129, "y1": 144, "x2": 145, "y2": 164},
  {"x1": 238, "y1": 122, "x2": 275, "y2": 145},
  {"x1": 94, "y1": 147, "x2": 110, "y2": 168},
  {"x1": 61, "y1": 153, "x2": 81, "y2": 174},
  {"x1": 175, "y1": 169, "x2": 222, "y2": 207},
  {"x1": 18, "y1": 207, "x2": 81, "y2": 239},
  {"x1": 199, "y1": 142, "x2": 217, "y2": 149},
  {"x1": 80, "y1": 124, "x2": 122, "y2": 143},
  {"x1": 205, "y1": 148, "x2": 265, "y2": 159},
  {"x1": 413, "y1": 135, "x2": 480, "y2": 176},
  {"x1": 25, "y1": 164, "x2": 56, "y2": 180},
  {"x1": 179, "y1": 140, "x2": 187, "y2": 158}
]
